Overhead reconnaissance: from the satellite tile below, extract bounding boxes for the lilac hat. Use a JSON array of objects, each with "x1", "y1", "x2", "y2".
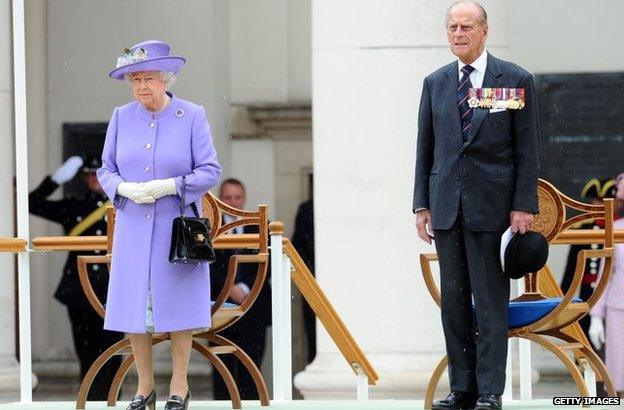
[{"x1": 109, "y1": 40, "x2": 186, "y2": 80}]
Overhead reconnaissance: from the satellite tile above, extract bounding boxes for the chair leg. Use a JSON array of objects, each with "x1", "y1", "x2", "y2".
[
  {"x1": 75, "y1": 337, "x2": 132, "y2": 409},
  {"x1": 553, "y1": 331, "x2": 617, "y2": 397},
  {"x1": 106, "y1": 336, "x2": 167, "y2": 406},
  {"x1": 107, "y1": 353, "x2": 134, "y2": 407},
  {"x1": 522, "y1": 334, "x2": 589, "y2": 398},
  {"x1": 425, "y1": 355, "x2": 448, "y2": 410},
  {"x1": 191, "y1": 340, "x2": 242, "y2": 409},
  {"x1": 206, "y1": 333, "x2": 270, "y2": 406}
]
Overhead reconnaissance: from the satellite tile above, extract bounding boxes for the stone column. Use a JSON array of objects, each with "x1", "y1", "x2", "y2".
[
  {"x1": 295, "y1": 0, "x2": 509, "y2": 398},
  {"x1": 0, "y1": 0, "x2": 21, "y2": 401}
]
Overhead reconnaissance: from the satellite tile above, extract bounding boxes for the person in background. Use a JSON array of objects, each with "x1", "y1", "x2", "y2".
[
  {"x1": 291, "y1": 198, "x2": 316, "y2": 363},
  {"x1": 29, "y1": 155, "x2": 124, "y2": 400},
  {"x1": 589, "y1": 176, "x2": 624, "y2": 398},
  {"x1": 560, "y1": 178, "x2": 619, "y2": 348},
  {"x1": 211, "y1": 178, "x2": 271, "y2": 400}
]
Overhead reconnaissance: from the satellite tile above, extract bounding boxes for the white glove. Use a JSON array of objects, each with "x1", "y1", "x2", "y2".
[
  {"x1": 142, "y1": 178, "x2": 177, "y2": 200},
  {"x1": 51, "y1": 156, "x2": 84, "y2": 184},
  {"x1": 589, "y1": 316, "x2": 605, "y2": 350},
  {"x1": 116, "y1": 182, "x2": 155, "y2": 204}
]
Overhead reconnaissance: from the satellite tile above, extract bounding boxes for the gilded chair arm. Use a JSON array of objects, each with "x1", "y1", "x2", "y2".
[
  {"x1": 420, "y1": 253, "x2": 441, "y2": 308},
  {"x1": 211, "y1": 254, "x2": 241, "y2": 315},
  {"x1": 586, "y1": 248, "x2": 614, "y2": 309},
  {"x1": 77, "y1": 255, "x2": 111, "y2": 319},
  {"x1": 527, "y1": 248, "x2": 612, "y2": 333},
  {"x1": 237, "y1": 253, "x2": 269, "y2": 313}
]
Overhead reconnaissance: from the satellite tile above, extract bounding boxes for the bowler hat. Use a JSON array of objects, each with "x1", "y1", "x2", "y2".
[
  {"x1": 109, "y1": 40, "x2": 186, "y2": 80},
  {"x1": 503, "y1": 231, "x2": 549, "y2": 280}
]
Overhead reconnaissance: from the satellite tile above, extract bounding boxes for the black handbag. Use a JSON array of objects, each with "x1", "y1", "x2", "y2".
[{"x1": 169, "y1": 176, "x2": 216, "y2": 264}]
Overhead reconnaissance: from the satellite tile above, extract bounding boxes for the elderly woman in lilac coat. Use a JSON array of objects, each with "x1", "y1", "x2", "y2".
[{"x1": 97, "y1": 40, "x2": 221, "y2": 410}]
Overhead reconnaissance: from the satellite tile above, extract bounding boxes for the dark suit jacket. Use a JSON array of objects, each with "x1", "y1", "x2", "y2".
[
  {"x1": 291, "y1": 199, "x2": 314, "y2": 273},
  {"x1": 29, "y1": 176, "x2": 110, "y2": 309},
  {"x1": 412, "y1": 53, "x2": 539, "y2": 232},
  {"x1": 210, "y1": 224, "x2": 271, "y2": 329}
]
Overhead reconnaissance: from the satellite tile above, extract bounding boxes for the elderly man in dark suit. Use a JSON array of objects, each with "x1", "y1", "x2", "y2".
[{"x1": 412, "y1": 2, "x2": 539, "y2": 409}]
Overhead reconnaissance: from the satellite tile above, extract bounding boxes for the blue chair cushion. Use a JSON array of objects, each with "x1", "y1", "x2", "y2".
[
  {"x1": 472, "y1": 297, "x2": 583, "y2": 329},
  {"x1": 210, "y1": 301, "x2": 238, "y2": 308},
  {"x1": 508, "y1": 297, "x2": 583, "y2": 328}
]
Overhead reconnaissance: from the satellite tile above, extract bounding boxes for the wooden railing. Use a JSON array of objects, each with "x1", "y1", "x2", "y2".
[
  {"x1": 30, "y1": 227, "x2": 380, "y2": 388},
  {"x1": 0, "y1": 238, "x2": 27, "y2": 252}
]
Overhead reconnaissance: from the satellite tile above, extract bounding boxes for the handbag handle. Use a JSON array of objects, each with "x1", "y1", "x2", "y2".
[{"x1": 178, "y1": 176, "x2": 200, "y2": 217}]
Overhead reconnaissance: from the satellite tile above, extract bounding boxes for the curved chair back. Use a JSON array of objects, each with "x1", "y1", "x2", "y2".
[{"x1": 510, "y1": 179, "x2": 614, "y2": 336}]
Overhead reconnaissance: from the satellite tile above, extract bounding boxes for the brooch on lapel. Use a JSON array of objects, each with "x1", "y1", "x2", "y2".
[
  {"x1": 468, "y1": 87, "x2": 525, "y2": 109},
  {"x1": 175, "y1": 108, "x2": 185, "y2": 118}
]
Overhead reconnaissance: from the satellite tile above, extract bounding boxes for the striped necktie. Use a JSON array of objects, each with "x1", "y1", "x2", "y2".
[{"x1": 458, "y1": 64, "x2": 475, "y2": 141}]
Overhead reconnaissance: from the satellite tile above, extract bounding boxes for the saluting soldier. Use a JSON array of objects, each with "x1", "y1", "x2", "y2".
[{"x1": 29, "y1": 155, "x2": 123, "y2": 400}]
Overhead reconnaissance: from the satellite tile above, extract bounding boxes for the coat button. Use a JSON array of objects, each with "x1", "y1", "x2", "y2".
[
  {"x1": 93, "y1": 264, "x2": 100, "y2": 271},
  {"x1": 145, "y1": 143, "x2": 152, "y2": 149},
  {"x1": 144, "y1": 166, "x2": 150, "y2": 172},
  {"x1": 96, "y1": 229, "x2": 102, "y2": 236},
  {"x1": 460, "y1": 153, "x2": 466, "y2": 158},
  {"x1": 145, "y1": 213, "x2": 151, "y2": 219},
  {"x1": 149, "y1": 122, "x2": 155, "y2": 128}
]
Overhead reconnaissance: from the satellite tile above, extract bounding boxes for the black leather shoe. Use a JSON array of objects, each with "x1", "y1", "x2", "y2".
[
  {"x1": 165, "y1": 391, "x2": 191, "y2": 410},
  {"x1": 126, "y1": 389, "x2": 156, "y2": 410},
  {"x1": 474, "y1": 394, "x2": 502, "y2": 409},
  {"x1": 432, "y1": 391, "x2": 478, "y2": 409}
]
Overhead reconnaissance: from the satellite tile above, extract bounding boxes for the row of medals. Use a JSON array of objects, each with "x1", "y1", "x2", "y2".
[{"x1": 468, "y1": 87, "x2": 525, "y2": 110}]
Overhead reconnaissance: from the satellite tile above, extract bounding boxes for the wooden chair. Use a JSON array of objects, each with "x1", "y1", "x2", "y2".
[
  {"x1": 75, "y1": 192, "x2": 270, "y2": 409},
  {"x1": 420, "y1": 179, "x2": 617, "y2": 408}
]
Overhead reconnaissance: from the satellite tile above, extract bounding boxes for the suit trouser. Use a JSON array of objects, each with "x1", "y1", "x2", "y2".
[
  {"x1": 212, "y1": 314, "x2": 267, "y2": 400},
  {"x1": 433, "y1": 212, "x2": 509, "y2": 395}
]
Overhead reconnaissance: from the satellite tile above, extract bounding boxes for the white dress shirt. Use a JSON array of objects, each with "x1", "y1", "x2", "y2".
[{"x1": 457, "y1": 48, "x2": 488, "y2": 89}]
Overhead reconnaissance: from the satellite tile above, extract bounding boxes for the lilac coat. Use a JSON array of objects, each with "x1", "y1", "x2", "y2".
[
  {"x1": 97, "y1": 93, "x2": 221, "y2": 333},
  {"x1": 591, "y1": 217, "x2": 624, "y2": 318}
]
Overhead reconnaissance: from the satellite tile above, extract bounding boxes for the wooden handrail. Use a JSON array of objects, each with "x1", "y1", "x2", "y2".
[
  {"x1": 30, "y1": 228, "x2": 624, "y2": 252},
  {"x1": 0, "y1": 238, "x2": 27, "y2": 252},
  {"x1": 553, "y1": 229, "x2": 624, "y2": 244},
  {"x1": 31, "y1": 234, "x2": 264, "y2": 251},
  {"x1": 284, "y1": 239, "x2": 379, "y2": 385}
]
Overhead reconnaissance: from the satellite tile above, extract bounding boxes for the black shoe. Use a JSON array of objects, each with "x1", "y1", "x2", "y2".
[
  {"x1": 165, "y1": 391, "x2": 191, "y2": 410},
  {"x1": 474, "y1": 394, "x2": 502, "y2": 409},
  {"x1": 126, "y1": 389, "x2": 156, "y2": 410},
  {"x1": 432, "y1": 391, "x2": 478, "y2": 409}
]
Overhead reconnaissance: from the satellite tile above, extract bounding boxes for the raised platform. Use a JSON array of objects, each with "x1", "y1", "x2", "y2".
[{"x1": 0, "y1": 400, "x2": 621, "y2": 410}]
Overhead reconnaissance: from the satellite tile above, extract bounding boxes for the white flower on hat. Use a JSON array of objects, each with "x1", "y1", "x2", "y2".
[{"x1": 116, "y1": 47, "x2": 148, "y2": 68}]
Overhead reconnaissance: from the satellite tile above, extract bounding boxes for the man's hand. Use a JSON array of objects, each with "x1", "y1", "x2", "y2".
[
  {"x1": 229, "y1": 283, "x2": 249, "y2": 304},
  {"x1": 415, "y1": 209, "x2": 434, "y2": 244},
  {"x1": 510, "y1": 210, "x2": 534, "y2": 234}
]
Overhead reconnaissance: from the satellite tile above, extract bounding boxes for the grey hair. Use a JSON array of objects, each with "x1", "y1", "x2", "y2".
[
  {"x1": 446, "y1": 1, "x2": 488, "y2": 26},
  {"x1": 124, "y1": 71, "x2": 177, "y2": 88}
]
